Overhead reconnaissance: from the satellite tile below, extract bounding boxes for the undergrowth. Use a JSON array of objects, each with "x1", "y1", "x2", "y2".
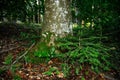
[
  {"x1": 32, "y1": 26, "x2": 112, "y2": 78},
  {"x1": 56, "y1": 26, "x2": 111, "y2": 73}
]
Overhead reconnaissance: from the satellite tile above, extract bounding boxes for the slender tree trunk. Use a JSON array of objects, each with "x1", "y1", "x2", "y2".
[
  {"x1": 42, "y1": 0, "x2": 72, "y2": 46},
  {"x1": 0, "y1": 10, "x2": 3, "y2": 21},
  {"x1": 38, "y1": 0, "x2": 41, "y2": 23},
  {"x1": 38, "y1": 11, "x2": 40, "y2": 23}
]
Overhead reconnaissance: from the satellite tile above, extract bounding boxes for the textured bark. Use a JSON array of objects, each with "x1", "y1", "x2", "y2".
[
  {"x1": 42, "y1": 0, "x2": 72, "y2": 46},
  {"x1": 42, "y1": 0, "x2": 72, "y2": 37}
]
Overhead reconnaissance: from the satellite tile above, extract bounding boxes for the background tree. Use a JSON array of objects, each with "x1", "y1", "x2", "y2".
[{"x1": 0, "y1": 0, "x2": 44, "y2": 23}]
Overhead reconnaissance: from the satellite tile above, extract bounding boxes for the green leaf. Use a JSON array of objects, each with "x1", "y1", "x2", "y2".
[
  {"x1": 75, "y1": 68, "x2": 79, "y2": 75},
  {"x1": 3, "y1": 54, "x2": 13, "y2": 65},
  {"x1": 43, "y1": 71, "x2": 52, "y2": 76},
  {"x1": 81, "y1": 76, "x2": 85, "y2": 80}
]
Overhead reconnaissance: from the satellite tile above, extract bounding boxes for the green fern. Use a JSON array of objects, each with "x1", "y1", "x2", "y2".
[{"x1": 57, "y1": 26, "x2": 111, "y2": 72}]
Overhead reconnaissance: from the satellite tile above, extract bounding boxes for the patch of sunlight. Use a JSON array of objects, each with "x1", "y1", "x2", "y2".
[
  {"x1": 86, "y1": 22, "x2": 91, "y2": 27},
  {"x1": 73, "y1": 23, "x2": 78, "y2": 28}
]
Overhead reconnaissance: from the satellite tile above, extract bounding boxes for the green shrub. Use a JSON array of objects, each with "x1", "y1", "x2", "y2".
[
  {"x1": 3, "y1": 54, "x2": 13, "y2": 65},
  {"x1": 34, "y1": 42, "x2": 58, "y2": 60},
  {"x1": 57, "y1": 26, "x2": 111, "y2": 73},
  {"x1": 13, "y1": 75, "x2": 22, "y2": 80},
  {"x1": 43, "y1": 67, "x2": 60, "y2": 76},
  {"x1": 61, "y1": 63, "x2": 70, "y2": 77}
]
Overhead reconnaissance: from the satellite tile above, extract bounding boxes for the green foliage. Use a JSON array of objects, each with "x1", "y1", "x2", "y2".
[
  {"x1": 61, "y1": 63, "x2": 70, "y2": 77},
  {"x1": 0, "y1": 0, "x2": 44, "y2": 23},
  {"x1": 109, "y1": 50, "x2": 120, "y2": 70},
  {"x1": 34, "y1": 49, "x2": 50, "y2": 58},
  {"x1": 43, "y1": 67, "x2": 60, "y2": 76},
  {"x1": 10, "y1": 64, "x2": 21, "y2": 74},
  {"x1": 71, "y1": 0, "x2": 120, "y2": 71},
  {"x1": 24, "y1": 55, "x2": 32, "y2": 63},
  {"x1": 0, "y1": 0, "x2": 119, "y2": 78},
  {"x1": 0, "y1": 68, "x2": 6, "y2": 74},
  {"x1": 3, "y1": 54, "x2": 13, "y2": 65},
  {"x1": 19, "y1": 32, "x2": 37, "y2": 41},
  {"x1": 13, "y1": 75, "x2": 22, "y2": 80},
  {"x1": 43, "y1": 70, "x2": 52, "y2": 76},
  {"x1": 34, "y1": 42, "x2": 58, "y2": 59},
  {"x1": 19, "y1": 23, "x2": 41, "y2": 41},
  {"x1": 57, "y1": 26, "x2": 111, "y2": 73},
  {"x1": 2, "y1": 54, "x2": 21, "y2": 77},
  {"x1": 81, "y1": 76, "x2": 85, "y2": 80},
  {"x1": 75, "y1": 67, "x2": 79, "y2": 75},
  {"x1": 34, "y1": 42, "x2": 50, "y2": 57},
  {"x1": 24, "y1": 45, "x2": 56, "y2": 64}
]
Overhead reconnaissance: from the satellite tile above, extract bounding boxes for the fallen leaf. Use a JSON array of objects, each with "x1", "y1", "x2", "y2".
[
  {"x1": 57, "y1": 72, "x2": 64, "y2": 78},
  {"x1": 48, "y1": 60, "x2": 53, "y2": 65}
]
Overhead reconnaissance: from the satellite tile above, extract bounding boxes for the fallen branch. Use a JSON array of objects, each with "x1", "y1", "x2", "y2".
[
  {"x1": 12, "y1": 42, "x2": 35, "y2": 65},
  {"x1": 104, "y1": 75, "x2": 117, "y2": 80},
  {"x1": 0, "y1": 46, "x2": 20, "y2": 54}
]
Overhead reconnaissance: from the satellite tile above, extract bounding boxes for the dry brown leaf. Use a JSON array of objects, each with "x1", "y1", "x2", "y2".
[
  {"x1": 48, "y1": 60, "x2": 53, "y2": 65},
  {"x1": 57, "y1": 72, "x2": 64, "y2": 78}
]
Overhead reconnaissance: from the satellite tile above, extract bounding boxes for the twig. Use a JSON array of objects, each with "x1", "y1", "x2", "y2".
[
  {"x1": 12, "y1": 42, "x2": 35, "y2": 65},
  {"x1": 104, "y1": 75, "x2": 117, "y2": 80},
  {"x1": 0, "y1": 46, "x2": 20, "y2": 54}
]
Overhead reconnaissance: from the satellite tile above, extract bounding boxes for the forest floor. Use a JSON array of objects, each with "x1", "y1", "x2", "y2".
[{"x1": 0, "y1": 23, "x2": 119, "y2": 80}]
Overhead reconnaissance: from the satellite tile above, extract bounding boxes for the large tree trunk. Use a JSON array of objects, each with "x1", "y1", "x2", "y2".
[{"x1": 42, "y1": 0, "x2": 72, "y2": 46}]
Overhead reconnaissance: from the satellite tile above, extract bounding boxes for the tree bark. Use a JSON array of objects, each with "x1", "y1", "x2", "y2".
[{"x1": 42, "y1": 0, "x2": 72, "y2": 46}]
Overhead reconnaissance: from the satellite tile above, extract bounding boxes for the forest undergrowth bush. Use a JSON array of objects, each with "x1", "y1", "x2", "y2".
[
  {"x1": 56, "y1": 26, "x2": 111, "y2": 74},
  {"x1": 33, "y1": 25, "x2": 112, "y2": 77}
]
